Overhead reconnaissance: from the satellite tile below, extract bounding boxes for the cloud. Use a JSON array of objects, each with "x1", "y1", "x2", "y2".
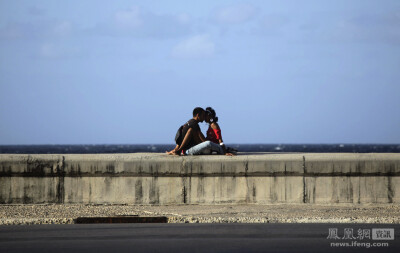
[
  {"x1": 115, "y1": 6, "x2": 142, "y2": 29},
  {"x1": 177, "y1": 13, "x2": 191, "y2": 25},
  {"x1": 88, "y1": 5, "x2": 192, "y2": 39},
  {"x1": 0, "y1": 22, "x2": 25, "y2": 39},
  {"x1": 39, "y1": 42, "x2": 81, "y2": 59},
  {"x1": 290, "y1": 11, "x2": 400, "y2": 45},
  {"x1": 251, "y1": 13, "x2": 291, "y2": 37},
  {"x1": 260, "y1": 14, "x2": 289, "y2": 31},
  {"x1": 329, "y1": 11, "x2": 400, "y2": 44},
  {"x1": 171, "y1": 34, "x2": 215, "y2": 59},
  {"x1": 0, "y1": 20, "x2": 74, "y2": 40},
  {"x1": 28, "y1": 6, "x2": 45, "y2": 16},
  {"x1": 40, "y1": 43, "x2": 59, "y2": 58},
  {"x1": 53, "y1": 21, "x2": 72, "y2": 37},
  {"x1": 214, "y1": 4, "x2": 256, "y2": 25},
  {"x1": 1, "y1": 6, "x2": 191, "y2": 41}
]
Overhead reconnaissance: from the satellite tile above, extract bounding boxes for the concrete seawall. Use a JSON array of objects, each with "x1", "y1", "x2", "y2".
[{"x1": 0, "y1": 153, "x2": 399, "y2": 204}]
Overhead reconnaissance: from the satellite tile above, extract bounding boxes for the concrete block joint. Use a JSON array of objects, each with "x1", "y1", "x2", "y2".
[{"x1": 1, "y1": 153, "x2": 399, "y2": 204}]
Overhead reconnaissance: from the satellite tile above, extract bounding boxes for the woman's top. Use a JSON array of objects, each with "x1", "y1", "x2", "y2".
[{"x1": 207, "y1": 125, "x2": 222, "y2": 144}]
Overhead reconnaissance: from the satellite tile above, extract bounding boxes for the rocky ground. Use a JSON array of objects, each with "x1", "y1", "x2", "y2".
[{"x1": 1, "y1": 203, "x2": 399, "y2": 225}]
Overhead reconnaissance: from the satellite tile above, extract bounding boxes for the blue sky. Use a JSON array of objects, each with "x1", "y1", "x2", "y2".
[{"x1": 0, "y1": 0, "x2": 399, "y2": 144}]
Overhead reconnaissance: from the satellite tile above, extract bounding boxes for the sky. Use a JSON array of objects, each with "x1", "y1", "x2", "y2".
[{"x1": 0, "y1": 0, "x2": 399, "y2": 145}]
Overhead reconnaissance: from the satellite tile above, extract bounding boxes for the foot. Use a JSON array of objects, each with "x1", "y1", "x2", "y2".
[
  {"x1": 166, "y1": 150, "x2": 180, "y2": 155},
  {"x1": 166, "y1": 150, "x2": 176, "y2": 155}
]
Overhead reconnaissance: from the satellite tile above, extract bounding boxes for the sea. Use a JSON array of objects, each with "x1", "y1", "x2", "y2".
[{"x1": 0, "y1": 144, "x2": 399, "y2": 154}]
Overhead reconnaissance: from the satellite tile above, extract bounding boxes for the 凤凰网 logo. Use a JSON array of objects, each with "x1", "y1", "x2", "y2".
[{"x1": 327, "y1": 228, "x2": 394, "y2": 240}]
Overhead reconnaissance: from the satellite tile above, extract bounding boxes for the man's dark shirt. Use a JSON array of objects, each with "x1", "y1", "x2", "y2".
[{"x1": 181, "y1": 118, "x2": 200, "y2": 150}]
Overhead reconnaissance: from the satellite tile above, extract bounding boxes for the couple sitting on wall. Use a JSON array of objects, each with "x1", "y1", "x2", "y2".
[{"x1": 166, "y1": 107, "x2": 236, "y2": 156}]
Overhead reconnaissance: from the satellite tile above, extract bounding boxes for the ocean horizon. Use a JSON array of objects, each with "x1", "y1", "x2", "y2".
[{"x1": 1, "y1": 144, "x2": 399, "y2": 154}]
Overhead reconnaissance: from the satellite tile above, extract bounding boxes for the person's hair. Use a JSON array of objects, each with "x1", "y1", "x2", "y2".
[
  {"x1": 193, "y1": 107, "x2": 205, "y2": 117},
  {"x1": 206, "y1": 107, "x2": 218, "y2": 123}
]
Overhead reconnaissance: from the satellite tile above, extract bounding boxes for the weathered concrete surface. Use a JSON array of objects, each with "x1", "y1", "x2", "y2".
[{"x1": 0, "y1": 153, "x2": 399, "y2": 204}]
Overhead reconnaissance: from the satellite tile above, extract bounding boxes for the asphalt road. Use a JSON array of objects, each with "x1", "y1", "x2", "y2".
[{"x1": 0, "y1": 223, "x2": 399, "y2": 253}]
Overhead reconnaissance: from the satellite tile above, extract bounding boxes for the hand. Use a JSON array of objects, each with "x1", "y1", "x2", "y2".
[{"x1": 225, "y1": 152, "x2": 235, "y2": 156}]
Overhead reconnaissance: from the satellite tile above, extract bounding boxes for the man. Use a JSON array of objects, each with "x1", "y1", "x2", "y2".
[
  {"x1": 167, "y1": 107, "x2": 228, "y2": 156},
  {"x1": 167, "y1": 107, "x2": 207, "y2": 155}
]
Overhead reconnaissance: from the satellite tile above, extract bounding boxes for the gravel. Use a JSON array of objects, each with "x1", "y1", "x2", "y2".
[{"x1": 1, "y1": 203, "x2": 399, "y2": 225}]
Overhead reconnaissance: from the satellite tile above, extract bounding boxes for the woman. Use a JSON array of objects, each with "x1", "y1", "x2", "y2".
[{"x1": 205, "y1": 107, "x2": 235, "y2": 156}]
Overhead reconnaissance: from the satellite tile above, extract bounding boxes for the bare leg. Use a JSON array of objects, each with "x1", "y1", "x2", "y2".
[{"x1": 168, "y1": 128, "x2": 194, "y2": 155}]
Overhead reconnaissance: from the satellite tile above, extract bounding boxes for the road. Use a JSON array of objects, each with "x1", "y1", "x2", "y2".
[{"x1": 0, "y1": 223, "x2": 399, "y2": 253}]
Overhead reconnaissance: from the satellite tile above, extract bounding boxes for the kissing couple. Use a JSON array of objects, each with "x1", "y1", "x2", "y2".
[{"x1": 166, "y1": 107, "x2": 236, "y2": 156}]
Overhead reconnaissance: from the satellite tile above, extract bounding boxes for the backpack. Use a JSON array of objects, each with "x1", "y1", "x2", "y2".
[
  {"x1": 174, "y1": 125, "x2": 184, "y2": 145},
  {"x1": 175, "y1": 120, "x2": 195, "y2": 146}
]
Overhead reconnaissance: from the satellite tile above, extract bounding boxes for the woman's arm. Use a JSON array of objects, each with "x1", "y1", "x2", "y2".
[{"x1": 211, "y1": 122, "x2": 229, "y2": 154}]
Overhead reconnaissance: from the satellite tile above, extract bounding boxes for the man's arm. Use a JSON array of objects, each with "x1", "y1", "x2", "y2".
[
  {"x1": 198, "y1": 130, "x2": 206, "y2": 142},
  {"x1": 167, "y1": 128, "x2": 195, "y2": 155},
  {"x1": 178, "y1": 128, "x2": 194, "y2": 151}
]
